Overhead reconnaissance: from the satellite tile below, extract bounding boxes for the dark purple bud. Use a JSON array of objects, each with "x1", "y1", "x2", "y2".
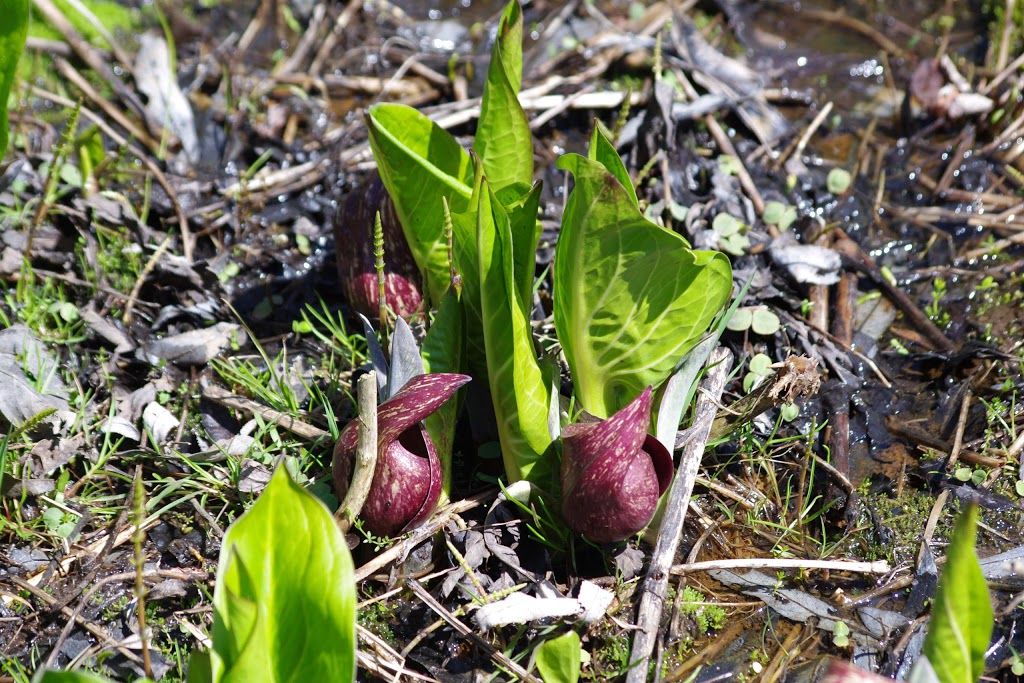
[
  {"x1": 334, "y1": 172, "x2": 423, "y2": 319},
  {"x1": 560, "y1": 387, "x2": 673, "y2": 543},
  {"x1": 333, "y1": 373, "x2": 470, "y2": 536}
]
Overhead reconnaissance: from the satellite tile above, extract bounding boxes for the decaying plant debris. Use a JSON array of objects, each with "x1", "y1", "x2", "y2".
[{"x1": 1, "y1": 1, "x2": 1024, "y2": 681}]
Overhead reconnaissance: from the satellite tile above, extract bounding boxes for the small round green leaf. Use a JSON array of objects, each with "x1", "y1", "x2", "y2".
[
  {"x1": 827, "y1": 168, "x2": 852, "y2": 194},
  {"x1": 954, "y1": 467, "x2": 972, "y2": 482},
  {"x1": 743, "y1": 372, "x2": 759, "y2": 393},
  {"x1": 750, "y1": 309, "x2": 781, "y2": 336},
  {"x1": 718, "y1": 155, "x2": 741, "y2": 175},
  {"x1": 763, "y1": 201, "x2": 786, "y2": 225},
  {"x1": 971, "y1": 469, "x2": 987, "y2": 486},
  {"x1": 712, "y1": 213, "x2": 740, "y2": 237},
  {"x1": 780, "y1": 402, "x2": 800, "y2": 422},
  {"x1": 1015, "y1": 480, "x2": 1024, "y2": 497},
  {"x1": 748, "y1": 353, "x2": 772, "y2": 376},
  {"x1": 726, "y1": 308, "x2": 753, "y2": 331}
]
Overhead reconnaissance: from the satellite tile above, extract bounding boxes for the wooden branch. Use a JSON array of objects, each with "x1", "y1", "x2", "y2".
[
  {"x1": 627, "y1": 347, "x2": 732, "y2": 683},
  {"x1": 336, "y1": 373, "x2": 378, "y2": 532}
]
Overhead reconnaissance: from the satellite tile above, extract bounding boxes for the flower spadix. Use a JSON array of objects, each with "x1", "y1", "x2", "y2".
[
  {"x1": 333, "y1": 372, "x2": 470, "y2": 536},
  {"x1": 560, "y1": 386, "x2": 673, "y2": 543}
]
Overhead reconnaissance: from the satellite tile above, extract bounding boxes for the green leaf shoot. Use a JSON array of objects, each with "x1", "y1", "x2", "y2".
[
  {"x1": 535, "y1": 631, "x2": 582, "y2": 683},
  {"x1": 471, "y1": 166, "x2": 553, "y2": 485},
  {"x1": 920, "y1": 504, "x2": 993, "y2": 683},
  {"x1": 0, "y1": 0, "x2": 27, "y2": 160},
  {"x1": 474, "y1": 0, "x2": 532, "y2": 192},
  {"x1": 211, "y1": 467, "x2": 357, "y2": 682}
]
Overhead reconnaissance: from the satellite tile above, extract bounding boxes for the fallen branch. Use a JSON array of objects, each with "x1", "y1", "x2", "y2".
[{"x1": 627, "y1": 347, "x2": 732, "y2": 683}]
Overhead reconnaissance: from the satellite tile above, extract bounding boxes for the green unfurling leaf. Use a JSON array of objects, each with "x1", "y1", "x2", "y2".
[
  {"x1": 919, "y1": 504, "x2": 993, "y2": 683},
  {"x1": 469, "y1": 165, "x2": 553, "y2": 485},
  {"x1": 210, "y1": 467, "x2": 357, "y2": 683},
  {"x1": 474, "y1": 0, "x2": 532, "y2": 192},
  {"x1": 366, "y1": 103, "x2": 473, "y2": 304},
  {"x1": 554, "y1": 140, "x2": 732, "y2": 418},
  {"x1": 421, "y1": 288, "x2": 465, "y2": 500}
]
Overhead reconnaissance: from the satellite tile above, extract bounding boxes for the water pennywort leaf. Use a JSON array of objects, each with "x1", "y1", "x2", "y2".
[{"x1": 827, "y1": 167, "x2": 852, "y2": 194}]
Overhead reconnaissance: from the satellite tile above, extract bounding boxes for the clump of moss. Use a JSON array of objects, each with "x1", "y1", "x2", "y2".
[
  {"x1": 357, "y1": 590, "x2": 400, "y2": 648},
  {"x1": 849, "y1": 486, "x2": 952, "y2": 566},
  {"x1": 679, "y1": 586, "x2": 726, "y2": 634}
]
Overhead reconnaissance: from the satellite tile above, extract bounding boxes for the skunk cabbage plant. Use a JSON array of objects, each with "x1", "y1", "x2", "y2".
[
  {"x1": 334, "y1": 173, "x2": 423, "y2": 319},
  {"x1": 560, "y1": 387, "x2": 673, "y2": 542},
  {"x1": 333, "y1": 372, "x2": 470, "y2": 536}
]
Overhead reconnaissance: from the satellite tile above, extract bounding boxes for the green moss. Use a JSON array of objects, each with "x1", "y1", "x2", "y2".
[
  {"x1": 357, "y1": 591, "x2": 400, "y2": 648},
  {"x1": 850, "y1": 485, "x2": 952, "y2": 566},
  {"x1": 679, "y1": 586, "x2": 726, "y2": 633}
]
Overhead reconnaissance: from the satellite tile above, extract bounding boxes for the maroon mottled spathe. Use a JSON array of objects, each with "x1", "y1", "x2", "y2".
[
  {"x1": 560, "y1": 386, "x2": 673, "y2": 543},
  {"x1": 334, "y1": 173, "x2": 423, "y2": 319},
  {"x1": 333, "y1": 372, "x2": 470, "y2": 536}
]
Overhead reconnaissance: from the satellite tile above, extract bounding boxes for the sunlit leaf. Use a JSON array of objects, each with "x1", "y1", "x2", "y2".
[
  {"x1": 471, "y1": 167, "x2": 553, "y2": 485},
  {"x1": 920, "y1": 504, "x2": 992, "y2": 683},
  {"x1": 421, "y1": 289, "x2": 465, "y2": 499},
  {"x1": 366, "y1": 104, "x2": 473, "y2": 304},
  {"x1": 474, "y1": 0, "x2": 532, "y2": 191},
  {"x1": 0, "y1": 0, "x2": 28, "y2": 159},
  {"x1": 211, "y1": 467, "x2": 357, "y2": 682},
  {"x1": 535, "y1": 631, "x2": 581, "y2": 683},
  {"x1": 554, "y1": 145, "x2": 732, "y2": 418}
]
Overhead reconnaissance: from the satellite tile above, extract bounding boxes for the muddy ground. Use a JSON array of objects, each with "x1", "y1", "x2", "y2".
[{"x1": 1, "y1": 0, "x2": 1023, "y2": 681}]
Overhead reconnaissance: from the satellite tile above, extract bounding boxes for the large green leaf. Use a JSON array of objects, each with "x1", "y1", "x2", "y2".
[
  {"x1": 497, "y1": 181, "x2": 544, "y2": 313},
  {"x1": 452, "y1": 177, "x2": 541, "y2": 384},
  {"x1": 473, "y1": 0, "x2": 532, "y2": 192},
  {"x1": 0, "y1": 0, "x2": 27, "y2": 160},
  {"x1": 535, "y1": 631, "x2": 581, "y2": 683},
  {"x1": 921, "y1": 505, "x2": 993, "y2": 683},
  {"x1": 210, "y1": 467, "x2": 356, "y2": 683},
  {"x1": 553, "y1": 149, "x2": 732, "y2": 418},
  {"x1": 472, "y1": 169, "x2": 553, "y2": 485},
  {"x1": 366, "y1": 103, "x2": 473, "y2": 304}
]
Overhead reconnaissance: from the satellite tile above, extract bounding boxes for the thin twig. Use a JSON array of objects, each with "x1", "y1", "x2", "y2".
[
  {"x1": 671, "y1": 557, "x2": 890, "y2": 575},
  {"x1": 202, "y1": 384, "x2": 330, "y2": 441},
  {"x1": 627, "y1": 347, "x2": 732, "y2": 683}
]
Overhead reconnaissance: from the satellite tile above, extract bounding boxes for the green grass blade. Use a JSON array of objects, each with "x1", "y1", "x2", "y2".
[{"x1": 0, "y1": 0, "x2": 27, "y2": 160}]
